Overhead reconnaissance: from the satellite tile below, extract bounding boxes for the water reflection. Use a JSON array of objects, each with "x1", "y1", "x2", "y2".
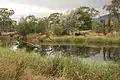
[
  {"x1": 16, "y1": 42, "x2": 120, "y2": 62},
  {"x1": 103, "y1": 47, "x2": 120, "y2": 61},
  {"x1": 38, "y1": 45, "x2": 120, "y2": 61}
]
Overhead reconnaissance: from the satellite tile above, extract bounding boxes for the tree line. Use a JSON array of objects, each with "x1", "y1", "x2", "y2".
[{"x1": 0, "y1": 0, "x2": 120, "y2": 36}]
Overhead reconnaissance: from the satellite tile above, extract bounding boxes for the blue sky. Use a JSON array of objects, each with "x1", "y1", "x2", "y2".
[{"x1": 0, "y1": 0, "x2": 111, "y2": 20}]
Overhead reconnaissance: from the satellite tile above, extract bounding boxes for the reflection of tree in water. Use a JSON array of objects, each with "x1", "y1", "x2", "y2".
[
  {"x1": 103, "y1": 47, "x2": 120, "y2": 61},
  {"x1": 39, "y1": 45, "x2": 101, "y2": 57},
  {"x1": 21, "y1": 43, "x2": 120, "y2": 61}
]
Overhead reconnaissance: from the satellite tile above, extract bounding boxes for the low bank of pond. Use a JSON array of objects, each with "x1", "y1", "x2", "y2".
[
  {"x1": 43, "y1": 36, "x2": 120, "y2": 45},
  {"x1": 12, "y1": 35, "x2": 120, "y2": 62}
]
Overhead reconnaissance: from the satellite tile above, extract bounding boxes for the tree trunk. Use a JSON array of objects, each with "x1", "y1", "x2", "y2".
[
  {"x1": 108, "y1": 13, "x2": 112, "y2": 33},
  {"x1": 114, "y1": 9, "x2": 120, "y2": 31}
]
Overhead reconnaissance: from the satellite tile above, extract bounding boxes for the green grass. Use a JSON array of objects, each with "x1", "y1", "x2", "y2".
[
  {"x1": 27, "y1": 33, "x2": 39, "y2": 38},
  {"x1": 0, "y1": 47, "x2": 120, "y2": 80},
  {"x1": 43, "y1": 36, "x2": 120, "y2": 46},
  {"x1": 24, "y1": 34, "x2": 120, "y2": 46}
]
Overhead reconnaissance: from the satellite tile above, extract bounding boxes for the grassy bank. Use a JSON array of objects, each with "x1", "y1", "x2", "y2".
[
  {"x1": 0, "y1": 47, "x2": 120, "y2": 80},
  {"x1": 43, "y1": 36, "x2": 120, "y2": 45}
]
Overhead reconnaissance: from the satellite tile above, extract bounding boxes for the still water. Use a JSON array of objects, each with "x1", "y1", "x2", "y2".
[
  {"x1": 37, "y1": 45, "x2": 120, "y2": 62},
  {"x1": 15, "y1": 42, "x2": 120, "y2": 62}
]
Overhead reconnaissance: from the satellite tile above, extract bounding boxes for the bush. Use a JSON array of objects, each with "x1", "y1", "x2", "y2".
[{"x1": 92, "y1": 21, "x2": 104, "y2": 33}]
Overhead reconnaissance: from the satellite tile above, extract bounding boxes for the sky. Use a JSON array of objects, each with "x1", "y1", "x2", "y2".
[{"x1": 0, "y1": 0, "x2": 112, "y2": 20}]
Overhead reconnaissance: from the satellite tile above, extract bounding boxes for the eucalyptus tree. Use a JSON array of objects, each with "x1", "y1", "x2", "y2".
[
  {"x1": 60, "y1": 6, "x2": 99, "y2": 35},
  {"x1": 104, "y1": 0, "x2": 120, "y2": 32},
  {"x1": 48, "y1": 13, "x2": 62, "y2": 24},
  {"x1": 0, "y1": 8, "x2": 14, "y2": 32},
  {"x1": 35, "y1": 17, "x2": 49, "y2": 34},
  {"x1": 16, "y1": 16, "x2": 49, "y2": 35},
  {"x1": 48, "y1": 13, "x2": 63, "y2": 35}
]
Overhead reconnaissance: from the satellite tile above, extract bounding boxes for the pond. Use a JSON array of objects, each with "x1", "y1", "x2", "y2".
[
  {"x1": 13, "y1": 42, "x2": 120, "y2": 62},
  {"x1": 36, "y1": 45, "x2": 120, "y2": 62}
]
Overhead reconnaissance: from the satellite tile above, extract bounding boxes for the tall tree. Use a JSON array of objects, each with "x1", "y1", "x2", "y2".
[
  {"x1": 48, "y1": 13, "x2": 62, "y2": 24},
  {"x1": 25, "y1": 15, "x2": 37, "y2": 21},
  {"x1": 104, "y1": 0, "x2": 120, "y2": 32},
  {"x1": 48, "y1": 13, "x2": 62, "y2": 35},
  {"x1": 15, "y1": 16, "x2": 50, "y2": 35},
  {"x1": 111, "y1": 0, "x2": 120, "y2": 22},
  {"x1": 60, "y1": 6, "x2": 99, "y2": 35},
  {"x1": 35, "y1": 18, "x2": 49, "y2": 34},
  {"x1": 0, "y1": 8, "x2": 14, "y2": 32},
  {"x1": 15, "y1": 16, "x2": 37, "y2": 35}
]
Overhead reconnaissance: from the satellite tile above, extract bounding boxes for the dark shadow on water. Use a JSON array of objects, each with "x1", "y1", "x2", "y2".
[
  {"x1": 38, "y1": 45, "x2": 120, "y2": 62},
  {"x1": 18, "y1": 43, "x2": 120, "y2": 62}
]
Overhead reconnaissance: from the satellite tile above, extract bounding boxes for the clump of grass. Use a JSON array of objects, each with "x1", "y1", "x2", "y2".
[
  {"x1": 0, "y1": 38, "x2": 13, "y2": 47},
  {"x1": 0, "y1": 47, "x2": 120, "y2": 80},
  {"x1": 74, "y1": 36, "x2": 86, "y2": 44},
  {"x1": 86, "y1": 37, "x2": 106, "y2": 45}
]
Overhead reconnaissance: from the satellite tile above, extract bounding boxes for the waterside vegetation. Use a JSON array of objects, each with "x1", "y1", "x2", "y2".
[{"x1": 0, "y1": 47, "x2": 120, "y2": 80}]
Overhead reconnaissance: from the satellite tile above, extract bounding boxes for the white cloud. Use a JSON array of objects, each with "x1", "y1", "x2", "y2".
[
  {"x1": 0, "y1": 0, "x2": 110, "y2": 20},
  {"x1": 0, "y1": 0, "x2": 65, "y2": 20}
]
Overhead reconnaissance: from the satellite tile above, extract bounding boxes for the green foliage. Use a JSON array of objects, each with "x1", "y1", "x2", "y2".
[
  {"x1": 48, "y1": 13, "x2": 63, "y2": 35},
  {"x1": 13, "y1": 6, "x2": 100, "y2": 36},
  {"x1": 0, "y1": 8, "x2": 14, "y2": 31},
  {"x1": 15, "y1": 17, "x2": 32, "y2": 35},
  {"x1": 35, "y1": 18, "x2": 49, "y2": 34},
  {"x1": 59, "y1": 7, "x2": 99, "y2": 35},
  {"x1": 50, "y1": 24, "x2": 62, "y2": 35},
  {"x1": 14, "y1": 16, "x2": 50, "y2": 35},
  {"x1": 103, "y1": 0, "x2": 120, "y2": 32},
  {"x1": 48, "y1": 13, "x2": 62, "y2": 24},
  {"x1": 92, "y1": 20, "x2": 104, "y2": 33}
]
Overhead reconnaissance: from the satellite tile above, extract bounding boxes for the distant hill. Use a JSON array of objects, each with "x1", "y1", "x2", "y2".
[{"x1": 95, "y1": 13, "x2": 120, "y2": 22}]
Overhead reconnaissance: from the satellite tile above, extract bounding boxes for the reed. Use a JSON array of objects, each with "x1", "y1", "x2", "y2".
[{"x1": 0, "y1": 47, "x2": 119, "y2": 80}]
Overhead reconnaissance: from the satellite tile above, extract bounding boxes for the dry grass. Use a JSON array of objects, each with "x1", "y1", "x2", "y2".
[{"x1": 0, "y1": 47, "x2": 120, "y2": 80}]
